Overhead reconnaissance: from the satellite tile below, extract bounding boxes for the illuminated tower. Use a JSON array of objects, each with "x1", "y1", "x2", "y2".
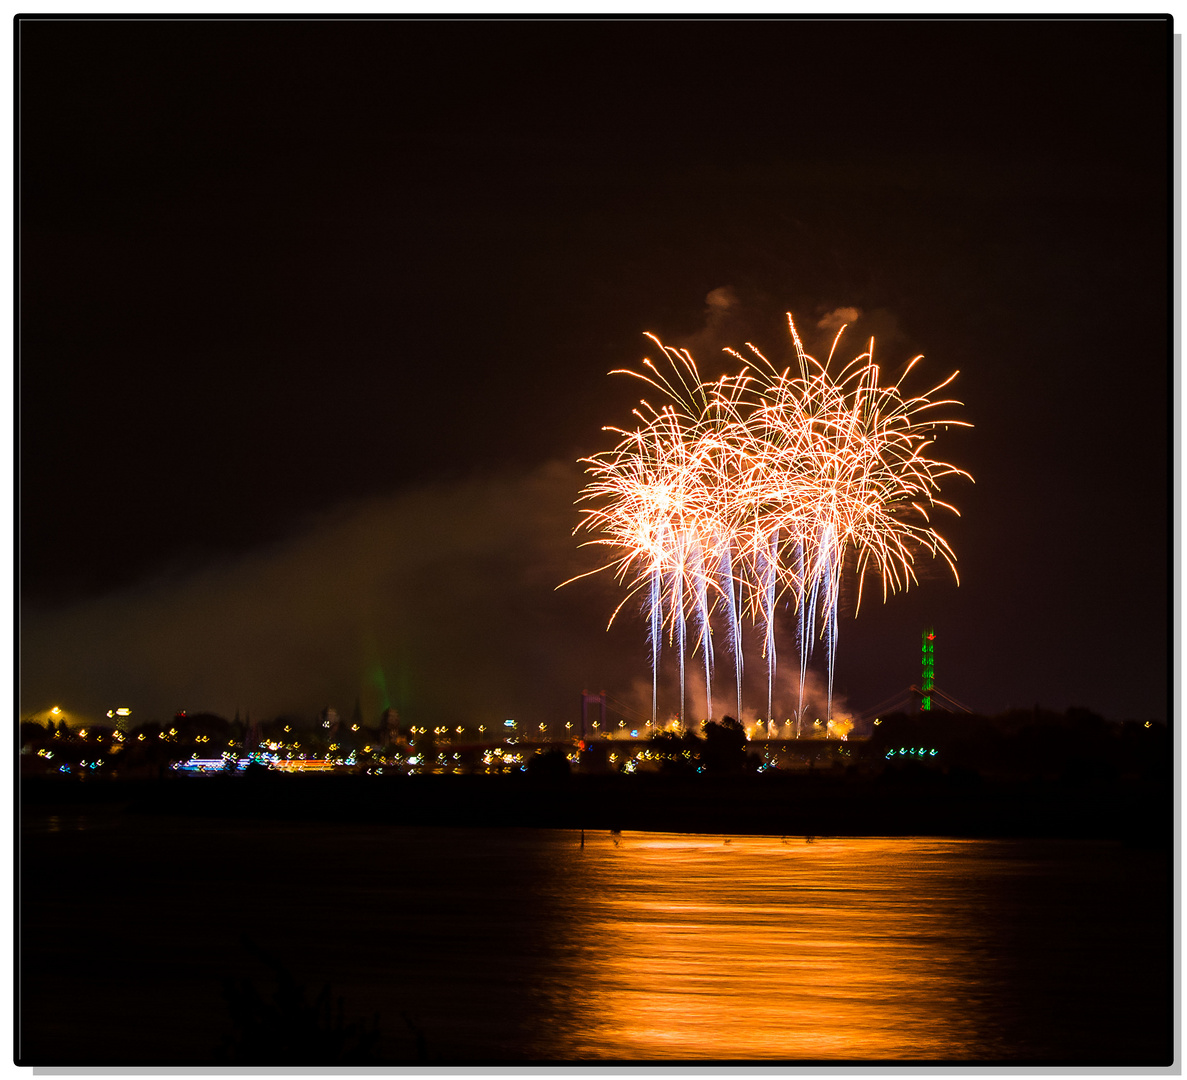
[
  {"x1": 921, "y1": 627, "x2": 935, "y2": 711},
  {"x1": 581, "y1": 690, "x2": 607, "y2": 741}
]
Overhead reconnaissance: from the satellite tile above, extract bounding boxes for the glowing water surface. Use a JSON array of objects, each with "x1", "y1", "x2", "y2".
[
  {"x1": 537, "y1": 832, "x2": 995, "y2": 1059},
  {"x1": 523, "y1": 832, "x2": 1167, "y2": 1061},
  {"x1": 20, "y1": 818, "x2": 1171, "y2": 1063}
]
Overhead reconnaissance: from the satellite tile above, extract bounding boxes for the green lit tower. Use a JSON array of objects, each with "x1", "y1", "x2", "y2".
[{"x1": 921, "y1": 627, "x2": 936, "y2": 711}]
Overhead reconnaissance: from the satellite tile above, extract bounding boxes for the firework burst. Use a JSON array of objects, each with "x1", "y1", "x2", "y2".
[{"x1": 565, "y1": 313, "x2": 971, "y2": 731}]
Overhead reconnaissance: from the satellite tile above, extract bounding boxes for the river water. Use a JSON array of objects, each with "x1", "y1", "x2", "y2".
[{"x1": 19, "y1": 813, "x2": 1173, "y2": 1064}]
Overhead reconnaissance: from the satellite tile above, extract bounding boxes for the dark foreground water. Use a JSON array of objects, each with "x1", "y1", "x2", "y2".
[{"x1": 19, "y1": 810, "x2": 1173, "y2": 1064}]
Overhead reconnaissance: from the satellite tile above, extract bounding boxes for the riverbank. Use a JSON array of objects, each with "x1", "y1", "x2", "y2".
[{"x1": 20, "y1": 768, "x2": 1173, "y2": 843}]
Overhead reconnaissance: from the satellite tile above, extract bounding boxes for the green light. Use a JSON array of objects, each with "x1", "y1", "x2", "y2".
[
  {"x1": 367, "y1": 660, "x2": 391, "y2": 712},
  {"x1": 921, "y1": 626, "x2": 935, "y2": 710}
]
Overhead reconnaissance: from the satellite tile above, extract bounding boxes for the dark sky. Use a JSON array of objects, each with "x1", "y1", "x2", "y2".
[{"x1": 19, "y1": 16, "x2": 1171, "y2": 729}]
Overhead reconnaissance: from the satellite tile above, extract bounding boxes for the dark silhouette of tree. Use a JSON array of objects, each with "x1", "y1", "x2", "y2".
[
  {"x1": 526, "y1": 748, "x2": 571, "y2": 779},
  {"x1": 20, "y1": 721, "x2": 48, "y2": 750},
  {"x1": 175, "y1": 712, "x2": 230, "y2": 740},
  {"x1": 651, "y1": 729, "x2": 700, "y2": 773},
  {"x1": 379, "y1": 708, "x2": 399, "y2": 747},
  {"x1": 701, "y1": 716, "x2": 748, "y2": 773},
  {"x1": 120, "y1": 720, "x2": 173, "y2": 776}
]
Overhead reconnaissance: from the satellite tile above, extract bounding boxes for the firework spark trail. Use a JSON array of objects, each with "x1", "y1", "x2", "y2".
[
  {"x1": 735, "y1": 317, "x2": 972, "y2": 721},
  {"x1": 567, "y1": 312, "x2": 971, "y2": 730},
  {"x1": 760, "y1": 530, "x2": 778, "y2": 724},
  {"x1": 794, "y1": 540, "x2": 810, "y2": 736},
  {"x1": 648, "y1": 567, "x2": 661, "y2": 728},
  {"x1": 569, "y1": 366, "x2": 746, "y2": 726},
  {"x1": 692, "y1": 538, "x2": 714, "y2": 720},
  {"x1": 672, "y1": 558, "x2": 687, "y2": 724},
  {"x1": 570, "y1": 419, "x2": 684, "y2": 726},
  {"x1": 718, "y1": 542, "x2": 743, "y2": 721}
]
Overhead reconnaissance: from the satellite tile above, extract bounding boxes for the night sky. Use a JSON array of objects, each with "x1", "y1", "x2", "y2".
[{"x1": 19, "y1": 16, "x2": 1171, "y2": 730}]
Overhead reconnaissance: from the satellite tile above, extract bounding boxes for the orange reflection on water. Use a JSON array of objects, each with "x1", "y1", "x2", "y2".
[{"x1": 537, "y1": 834, "x2": 1006, "y2": 1060}]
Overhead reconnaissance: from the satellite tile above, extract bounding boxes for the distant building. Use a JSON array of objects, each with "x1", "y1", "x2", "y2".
[{"x1": 581, "y1": 691, "x2": 607, "y2": 740}]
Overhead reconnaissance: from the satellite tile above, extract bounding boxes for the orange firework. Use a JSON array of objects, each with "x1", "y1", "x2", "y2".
[
  {"x1": 725, "y1": 315, "x2": 972, "y2": 724},
  {"x1": 570, "y1": 338, "x2": 752, "y2": 724},
  {"x1": 567, "y1": 313, "x2": 971, "y2": 729}
]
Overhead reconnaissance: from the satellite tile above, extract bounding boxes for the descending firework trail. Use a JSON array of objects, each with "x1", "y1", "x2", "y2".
[
  {"x1": 734, "y1": 316, "x2": 971, "y2": 721},
  {"x1": 648, "y1": 568, "x2": 661, "y2": 727},
  {"x1": 817, "y1": 523, "x2": 840, "y2": 721},
  {"x1": 673, "y1": 563, "x2": 687, "y2": 723},
  {"x1": 760, "y1": 530, "x2": 778, "y2": 724},
  {"x1": 794, "y1": 540, "x2": 810, "y2": 736},
  {"x1": 567, "y1": 337, "x2": 754, "y2": 727},
  {"x1": 566, "y1": 312, "x2": 971, "y2": 728},
  {"x1": 692, "y1": 539, "x2": 714, "y2": 720},
  {"x1": 718, "y1": 542, "x2": 743, "y2": 720},
  {"x1": 575, "y1": 434, "x2": 732, "y2": 722}
]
